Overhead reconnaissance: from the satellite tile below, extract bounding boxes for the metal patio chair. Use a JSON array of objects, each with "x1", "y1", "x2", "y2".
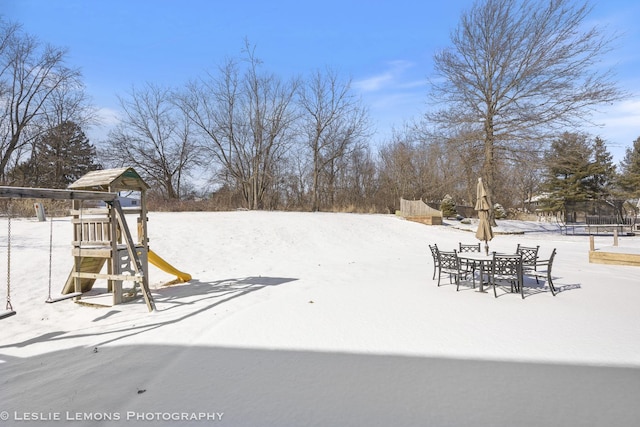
[
  {"x1": 528, "y1": 248, "x2": 558, "y2": 296},
  {"x1": 516, "y1": 244, "x2": 539, "y2": 278},
  {"x1": 429, "y1": 244, "x2": 440, "y2": 280},
  {"x1": 459, "y1": 242, "x2": 481, "y2": 253},
  {"x1": 489, "y1": 253, "x2": 524, "y2": 298},
  {"x1": 458, "y1": 242, "x2": 481, "y2": 284},
  {"x1": 436, "y1": 250, "x2": 459, "y2": 287}
]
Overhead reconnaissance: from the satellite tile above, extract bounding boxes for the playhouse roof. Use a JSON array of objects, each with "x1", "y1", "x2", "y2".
[{"x1": 68, "y1": 167, "x2": 150, "y2": 192}]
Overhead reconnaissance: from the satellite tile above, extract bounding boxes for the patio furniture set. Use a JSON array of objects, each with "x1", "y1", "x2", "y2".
[{"x1": 429, "y1": 242, "x2": 557, "y2": 298}]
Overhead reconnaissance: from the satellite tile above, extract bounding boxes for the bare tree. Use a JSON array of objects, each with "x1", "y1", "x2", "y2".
[
  {"x1": 376, "y1": 123, "x2": 467, "y2": 213},
  {"x1": 41, "y1": 79, "x2": 97, "y2": 131},
  {"x1": 15, "y1": 78, "x2": 98, "y2": 186},
  {"x1": 103, "y1": 83, "x2": 199, "y2": 199},
  {"x1": 500, "y1": 151, "x2": 543, "y2": 214},
  {"x1": 333, "y1": 143, "x2": 377, "y2": 210},
  {"x1": 426, "y1": 0, "x2": 624, "y2": 221},
  {"x1": 181, "y1": 43, "x2": 299, "y2": 209},
  {"x1": 377, "y1": 137, "x2": 420, "y2": 205},
  {"x1": 0, "y1": 20, "x2": 19, "y2": 98},
  {"x1": 0, "y1": 19, "x2": 83, "y2": 182},
  {"x1": 297, "y1": 68, "x2": 371, "y2": 211}
]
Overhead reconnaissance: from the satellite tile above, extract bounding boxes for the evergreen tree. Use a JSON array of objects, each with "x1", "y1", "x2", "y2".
[
  {"x1": 587, "y1": 137, "x2": 616, "y2": 200},
  {"x1": 541, "y1": 132, "x2": 622, "y2": 217},
  {"x1": 541, "y1": 132, "x2": 593, "y2": 211},
  {"x1": 618, "y1": 137, "x2": 640, "y2": 198},
  {"x1": 10, "y1": 121, "x2": 101, "y2": 188}
]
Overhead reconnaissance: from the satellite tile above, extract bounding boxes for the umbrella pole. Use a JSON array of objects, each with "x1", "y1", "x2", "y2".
[{"x1": 484, "y1": 241, "x2": 489, "y2": 256}]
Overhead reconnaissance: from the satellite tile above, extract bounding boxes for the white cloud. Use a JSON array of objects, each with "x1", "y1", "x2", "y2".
[
  {"x1": 350, "y1": 60, "x2": 432, "y2": 142},
  {"x1": 353, "y1": 72, "x2": 394, "y2": 92},
  {"x1": 353, "y1": 60, "x2": 415, "y2": 92},
  {"x1": 96, "y1": 107, "x2": 122, "y2": 126}
]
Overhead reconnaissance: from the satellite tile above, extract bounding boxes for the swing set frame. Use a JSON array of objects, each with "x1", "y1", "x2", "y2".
[{"x1": 0, "y1": 185, "x2": 155, "y2": 318}]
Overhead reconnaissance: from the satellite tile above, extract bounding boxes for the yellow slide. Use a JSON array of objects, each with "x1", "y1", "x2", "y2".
[{"x1": 148, "y1": 250, "x2": 192, "y2": 282}]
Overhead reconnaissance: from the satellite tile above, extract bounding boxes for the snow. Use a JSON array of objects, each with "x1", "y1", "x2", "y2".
[{"x1": 1, "y1": 211, "x2": 639, "y2": 426}]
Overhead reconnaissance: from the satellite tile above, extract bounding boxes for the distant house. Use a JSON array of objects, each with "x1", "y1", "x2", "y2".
[
  {"x1": 523, "y1": 193, "x2": 562, "y2": 222},
  {"x1": 117, "y1": 194, "x2": 140, "y2": 208},
  {"x1": 96, "y1": 193, "x2": 141, "y2": 209}
]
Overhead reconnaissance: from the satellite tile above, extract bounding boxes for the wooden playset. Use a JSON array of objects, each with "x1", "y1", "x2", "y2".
[{"x1": 1, "y1": 167, "x2": 189, "y2": 319}]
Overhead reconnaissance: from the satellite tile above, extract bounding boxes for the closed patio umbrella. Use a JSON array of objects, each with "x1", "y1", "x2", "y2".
[{"x1": 475, "y1": 178, "x2": 494, "y2": 255}]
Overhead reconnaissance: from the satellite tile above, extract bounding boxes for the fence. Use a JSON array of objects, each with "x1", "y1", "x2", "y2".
[{"x1": 585, "y1": 215, "x2": 635, "y2": 225}]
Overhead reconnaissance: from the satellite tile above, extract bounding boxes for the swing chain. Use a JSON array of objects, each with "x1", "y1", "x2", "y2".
[
  {"x1": 48, "y1": 211, "x2": 54, "y2": 300},
  {"x1": 6, "y1": 209, "x2": 13, "y2": 311}
]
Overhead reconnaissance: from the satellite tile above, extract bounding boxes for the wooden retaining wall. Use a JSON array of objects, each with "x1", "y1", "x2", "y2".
[
  {"x1": 405, "y1": 216, "x2": 443, "y2": 225},
  {"x1": 588, "y1": 235, "x2": 640, "y2": 267},
  {"x1": 399, "y1": 198, "x2": 443, "y2": 226}
]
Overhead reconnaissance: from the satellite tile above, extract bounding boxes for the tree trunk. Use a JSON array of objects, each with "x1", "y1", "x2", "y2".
[{"x1": 483, "y1": 117, "x2": 497, "y2": 226}]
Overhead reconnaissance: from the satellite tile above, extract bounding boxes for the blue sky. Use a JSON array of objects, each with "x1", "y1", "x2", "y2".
[{"x1": 3, "y1": 0, "x2": 640, "y2": 162}]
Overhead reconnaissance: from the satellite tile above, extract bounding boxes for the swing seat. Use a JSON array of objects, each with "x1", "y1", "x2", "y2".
[
  {"x1": 45, "y1": 292, "x2": 82, "y2": 304},
  {"x1": 0, "y1": 309, "x2": 16, "y2": 319}
]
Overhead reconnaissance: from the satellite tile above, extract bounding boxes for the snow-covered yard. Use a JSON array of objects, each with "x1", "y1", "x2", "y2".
[{"x1": 1, "y1": 211, "x2": 639, "y2": 426}]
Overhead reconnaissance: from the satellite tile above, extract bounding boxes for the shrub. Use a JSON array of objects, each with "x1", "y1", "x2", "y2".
[{"x1": 440, "y1": 195, "x2": 457, "y2": 218}]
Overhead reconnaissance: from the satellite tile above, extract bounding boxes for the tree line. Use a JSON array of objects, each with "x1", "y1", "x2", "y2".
[{"x1": 2, "y1": 1, "x2": 639, "y2": 217}]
